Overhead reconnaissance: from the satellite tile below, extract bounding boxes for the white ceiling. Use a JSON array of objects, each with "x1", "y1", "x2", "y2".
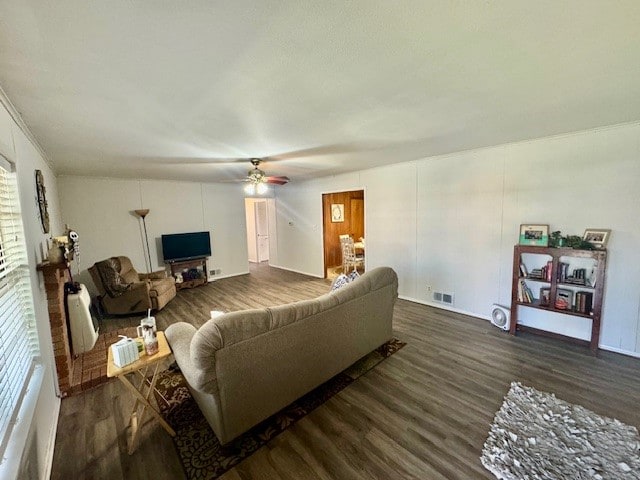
[{"x1": 1, "y1": 1, "x2": 639, "y2": 184}]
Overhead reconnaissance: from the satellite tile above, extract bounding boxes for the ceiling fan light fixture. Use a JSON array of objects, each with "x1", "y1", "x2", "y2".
[
  {"x1": 248, "y1": 168, "x2": 265, "y2": 182},
  {"x1": 242, "y1": 158, "x2": 288, "y2": 195}
]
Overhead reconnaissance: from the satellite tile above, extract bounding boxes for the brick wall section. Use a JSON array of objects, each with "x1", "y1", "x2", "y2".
[
  {"x1": 38, "y1": 264, "x2": 142, "y2": 397},
  {"x1": 38, "y1": 263, "x2": 139, "y2": 396},
  {"x1": 37, "y1": 262, "x2": 73, "y2": 396}
]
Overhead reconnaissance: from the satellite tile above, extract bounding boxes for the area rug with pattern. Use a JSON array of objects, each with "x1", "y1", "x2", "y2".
[
  {"x1": 481, "y1": 382, "x2": 640, "y2": 480},
  {"x1": 154, "y1": 338, "x2": 405, "y2": 480}
]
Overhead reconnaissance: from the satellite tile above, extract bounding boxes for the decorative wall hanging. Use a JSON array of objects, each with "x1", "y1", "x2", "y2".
[
  {"x1": 35, "y1": 169, "x2": 50, "y2": 233},
  {"x1": 331, "y1": 204, "x2": 344, "y2": 223}
]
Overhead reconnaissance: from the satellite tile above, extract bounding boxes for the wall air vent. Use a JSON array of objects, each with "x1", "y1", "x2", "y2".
[{"x1": 433, "y1": 291, "x2": 454, "y2": 306}]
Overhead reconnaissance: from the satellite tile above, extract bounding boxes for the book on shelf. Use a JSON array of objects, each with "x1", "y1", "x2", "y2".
[
  {"x1": 528, "y1": 267, "x2": 544, "y2": 280},
  {"x1": 545, "y1": 260, "x2": 553, "y2": 282},
  {"x1": 518, "y1": 279, "x2": 534, "y2": 304},
  {"x1": 574, "y1": 291, "x2": 593, "y2": 314},
  {"x1": 564, "y1": 267, "x2": 587, "y2": 285},
  {"x1": 556, "y1": 262, "x2": 570, "y2": 283},
  {"x1": 519, "y1": 263, "x2": 528, "y2": 277}
]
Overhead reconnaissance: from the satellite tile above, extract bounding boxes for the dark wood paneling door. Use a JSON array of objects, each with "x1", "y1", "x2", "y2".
[{"x1": 322, "y1": 190, "x2": 364, "y2": 277}]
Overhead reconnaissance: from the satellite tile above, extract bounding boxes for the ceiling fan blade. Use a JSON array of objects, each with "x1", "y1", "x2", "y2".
[
  {"x1": 163, "y1": 157, "x2": 250, "y2": 166},
  {"x1": 269, "y1": 142, "x2": 385, "y2": 161},
  {"x1": 265, "y1": 176, "x2": 290, "y2": 185}
]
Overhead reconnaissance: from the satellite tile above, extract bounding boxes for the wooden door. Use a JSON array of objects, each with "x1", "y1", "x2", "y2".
[
  {"x1": 350, "y1": 198, "x2": 364, "y2": 240},
  {"x1": 322, "y1": 190, "x2": 364, "y2": 276}
]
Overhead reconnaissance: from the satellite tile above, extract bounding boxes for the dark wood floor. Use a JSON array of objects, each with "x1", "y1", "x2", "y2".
[{"x1": 50, "y1": 263, "x2": 640, "y2": 480}]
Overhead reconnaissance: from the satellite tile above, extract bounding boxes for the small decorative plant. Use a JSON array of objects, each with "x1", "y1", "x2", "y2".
[
  {"x1": 550, "y1": 231, "x2": 563, "y2": 247},
  {"x1": 549, "y1": 230, "x2": 594, "y2": 249},
  {"x1": 565, "y1": 235, "x2": 595, "y2": 250}
]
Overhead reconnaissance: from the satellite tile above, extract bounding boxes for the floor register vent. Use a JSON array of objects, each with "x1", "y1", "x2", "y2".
[{"x1": 433, "y1": 291, "x2": 454, "y2": 305}]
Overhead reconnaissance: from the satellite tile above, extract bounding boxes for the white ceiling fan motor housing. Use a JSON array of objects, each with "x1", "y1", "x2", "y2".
[{"x1": 491, "y1": 304, "x2": 511, "y2": 331}]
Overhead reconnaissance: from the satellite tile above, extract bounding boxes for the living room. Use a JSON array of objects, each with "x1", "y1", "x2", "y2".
[{"x1": 1, "y1": 2, "x2": 640, "y2": 479}]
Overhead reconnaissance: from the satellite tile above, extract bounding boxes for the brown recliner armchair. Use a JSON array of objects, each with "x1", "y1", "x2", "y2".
[{"x1": 89, "y1": 256, "x2": 176, "y2": 315}]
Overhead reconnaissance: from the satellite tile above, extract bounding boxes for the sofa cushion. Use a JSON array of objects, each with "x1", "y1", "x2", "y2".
[{"x1": 267, "y1": 299, "x2": 322, "y2": 330}]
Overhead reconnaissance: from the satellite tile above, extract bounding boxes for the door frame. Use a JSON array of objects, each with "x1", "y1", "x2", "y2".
[
  {"x1": 245, "y1": 198, "x2": 276, "y2": 264},
  {"x1": 321, "y1": 188, "x2": 366, "y2": 278}
]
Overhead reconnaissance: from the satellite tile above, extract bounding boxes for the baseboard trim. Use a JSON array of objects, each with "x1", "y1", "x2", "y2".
[
  {"x1": 398, "y1": 295, "x2": 491, "y2": 322},
  {"x1": 599, "y1": 344, "x2": 640, "y2": 358},
  {"x1": 267, "y1": 264, "x2": 324, "y2": 279},
  {"x1": 398, "y1": 295, "x2": 640, "y2": 359},
  {"x1": 207, "y1": 271, "x2": 249, "y2": 282}
]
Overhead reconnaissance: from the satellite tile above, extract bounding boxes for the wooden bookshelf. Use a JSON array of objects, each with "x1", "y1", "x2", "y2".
[{"x1": 510, "y1": 245, "x2": 607, "y2": 353}]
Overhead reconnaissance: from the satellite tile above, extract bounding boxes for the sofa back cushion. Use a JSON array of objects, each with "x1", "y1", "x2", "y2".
[
  {"x1": 189, "y1": 266, "x2": 398, "y2": 394},
  {"x1": 117, "y1": 256, "x2": 141, "y2": 284}
]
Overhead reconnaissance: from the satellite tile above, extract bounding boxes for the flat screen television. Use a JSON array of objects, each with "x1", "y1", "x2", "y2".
[{"x1": 161, "y1": 231, "x2": 211, "y2": 262}]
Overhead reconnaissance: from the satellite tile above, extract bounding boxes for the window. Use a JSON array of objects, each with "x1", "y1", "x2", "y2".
[{"x1": 0, "y1": 154, "x2": 39, "y2": 458}]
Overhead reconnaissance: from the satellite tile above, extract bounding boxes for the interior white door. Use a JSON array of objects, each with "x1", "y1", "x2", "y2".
[{"x1": 255, "y1": 201, "x2": 269, "y2": 262}]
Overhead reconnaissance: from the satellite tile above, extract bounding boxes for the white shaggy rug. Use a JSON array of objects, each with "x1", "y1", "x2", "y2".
[{"x1": 481, "y1": 382, "x2": 640, "y2": 480}]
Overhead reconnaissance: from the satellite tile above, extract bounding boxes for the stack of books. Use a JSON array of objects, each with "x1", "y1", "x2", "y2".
[
  {"x1": 520, "y1": 262, "x2": 552, "y2": 281},
  {"x1": 565, "y1": 268, "x2": 587, "y2": 285},
  {"x1": 574, "y1": 291, "x2": 594, "y2": 314},
  {"x1": 517, "y1": 279, "x2": 535, "y2": 303}
]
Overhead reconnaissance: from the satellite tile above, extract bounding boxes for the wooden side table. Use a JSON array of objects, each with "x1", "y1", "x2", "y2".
[{"x1": 107, "y1": 331, "x2": 176, "y2": 454}]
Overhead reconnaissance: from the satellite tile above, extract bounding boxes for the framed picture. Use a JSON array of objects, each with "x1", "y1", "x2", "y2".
[
  {"x1": 519, "y1": 224, "x2": 549, "y2": 247},
  {"x1": 539, "y1": 287, "x2": 551, "y2": 307},
  {"x1": 583, "y1": 229, "x2": 611, "y2": 249},
  {"x1": 330, "y1": 204, "x2": 344, "y2": 223},
  {"x1": 555, "y1": 288, "x2": 573, "y2": 310}
]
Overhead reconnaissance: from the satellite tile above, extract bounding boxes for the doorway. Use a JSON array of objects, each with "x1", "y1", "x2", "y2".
[
  {"x1": 322, "y1": 190, "x2": 365, "y2": 279},
  {"x1": 245, "y1": 198, "x2": 275, "y2": 263}
]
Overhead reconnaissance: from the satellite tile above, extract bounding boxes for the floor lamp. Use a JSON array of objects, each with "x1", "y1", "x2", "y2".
[{"x1": 134, "y1": 209, "x2": 152, "y2": 273}]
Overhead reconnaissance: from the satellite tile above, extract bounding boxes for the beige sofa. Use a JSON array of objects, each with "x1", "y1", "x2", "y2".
[{"x1": 165, "y1": 266, "x2": 398, "y2": 444}]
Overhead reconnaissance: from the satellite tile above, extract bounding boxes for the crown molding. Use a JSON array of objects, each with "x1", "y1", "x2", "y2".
[{"x1": 0, "y1": 84, "x2": 56, "y2": 173}]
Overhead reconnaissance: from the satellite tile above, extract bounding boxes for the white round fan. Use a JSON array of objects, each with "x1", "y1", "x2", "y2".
[{"x1": 491, "y1": 304, "x2": 511, "y2": 331}]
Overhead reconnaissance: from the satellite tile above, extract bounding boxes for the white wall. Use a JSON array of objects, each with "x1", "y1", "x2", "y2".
[
  {"x1": 274, "y1": 122, "x2": 640, "y2": 356},
  {"x1": 57, "y1": 176, "x2": 249, "y2": 291},
  {"x1": 0, "y1": 98, "x2": 62, "y2": 479}
]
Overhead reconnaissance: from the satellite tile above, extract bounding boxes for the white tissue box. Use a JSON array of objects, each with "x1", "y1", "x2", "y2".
[
  {"x1": 112, "y1": 337, "x2": 139, "y2": 367},
  {"x1": 210, "y1": 310, "x2": 225, "y2": 320}
]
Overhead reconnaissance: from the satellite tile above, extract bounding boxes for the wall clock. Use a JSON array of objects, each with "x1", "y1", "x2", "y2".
[{"x1": 35, "y1": 169, "x2": 50, "y2": 233}]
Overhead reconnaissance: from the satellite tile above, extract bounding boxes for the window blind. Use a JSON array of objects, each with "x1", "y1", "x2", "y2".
[{"x1": 0, "y1": 154, "x2": 39, "y2": 459}]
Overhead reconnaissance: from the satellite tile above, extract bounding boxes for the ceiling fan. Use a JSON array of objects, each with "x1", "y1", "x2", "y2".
[{"x1": 244, "y1": 158, "x2": 290, "y2": 194}]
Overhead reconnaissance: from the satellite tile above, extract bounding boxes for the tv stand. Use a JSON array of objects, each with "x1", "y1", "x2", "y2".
[{"x1": 167, "y1": 257, "x2": 208, "y2": 290}]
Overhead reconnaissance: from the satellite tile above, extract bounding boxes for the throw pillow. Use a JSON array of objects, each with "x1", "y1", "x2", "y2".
[
  {"x1": 330, "y1": 273, "x2": 350, "y2": 291},
  {"x1": 95, "y1": 258, "x2": 132, "y2": 298},
  {"x1": 347, "y1": 270, "x2": 360, "y2": 282}
]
